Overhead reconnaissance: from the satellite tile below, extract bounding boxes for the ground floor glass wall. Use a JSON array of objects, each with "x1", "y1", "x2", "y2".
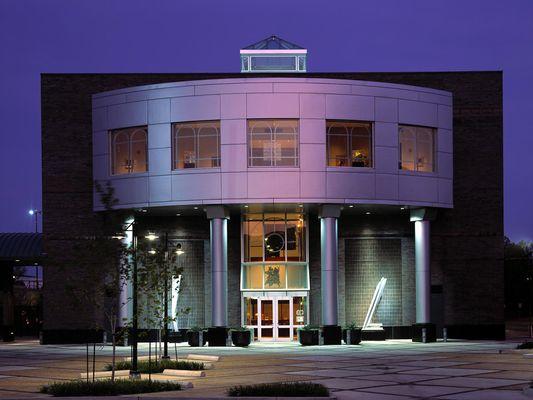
[{"x1": 242, "y1": 293, "x2": 308, "y2": 341}]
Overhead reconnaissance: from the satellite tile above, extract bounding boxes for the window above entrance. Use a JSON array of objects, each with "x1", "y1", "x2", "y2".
[
  {"x1": 243, "y1": 213, "x2": 306, "y2": 262},
  {"x1": 241, "y1": 263, "x2": 308, "y2": 290}
]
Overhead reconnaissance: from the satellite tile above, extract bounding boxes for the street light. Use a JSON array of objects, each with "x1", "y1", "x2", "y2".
[
  {"x1": 162, "y1": 234, "x2": 170, "y2": 359},
  {"x1": 131, "y1": 223, "x2": 140, "y2": 379},
  {"x1": 28, "y1": 209, "x2": 42, "y2": 233}
]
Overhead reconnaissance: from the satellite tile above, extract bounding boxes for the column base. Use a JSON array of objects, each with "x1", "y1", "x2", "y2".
[
  {"x1": 362, "y1": 328, "x2": 386, "y2": 341},
  {"x1": 321, "y1": 325, "x2": 342, "y2": 345},
  {"x1": 207, "y1": 327, "x2": 229, "y2": 346},
  {"x1": 412, "y1": 323, "x2": 436, "y2": 343}
]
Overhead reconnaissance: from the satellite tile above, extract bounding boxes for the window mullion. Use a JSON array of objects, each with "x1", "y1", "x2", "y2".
[
  {"x1": 128, "y1": 132, "x2": 133, "y2": 173},
  {"x1": 270, "y1": 124, "x2": 275, "y2": 167},
  {"x1": 195, "y1": 127, "x2": 199, "y2": 165}
]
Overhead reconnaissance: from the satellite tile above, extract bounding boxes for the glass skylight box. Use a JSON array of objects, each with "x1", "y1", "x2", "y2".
[{"x1": 240, "y1": 35, "x2": 307, "y2": 73}]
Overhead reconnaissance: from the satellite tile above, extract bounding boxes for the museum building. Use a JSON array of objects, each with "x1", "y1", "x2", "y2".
[{"x1": 40, "y1": 36, "x2": 504, "y2": 344}]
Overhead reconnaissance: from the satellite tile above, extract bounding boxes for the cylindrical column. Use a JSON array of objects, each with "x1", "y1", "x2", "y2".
[
  {"x1": 414, "y1": 219, "x2": 431, "y2": 323},
  {"x1": 210, "y1": 217, "x2": 228, "y2": 327},
  {"x1": 320, "y1": 209, "x2": 339, "y2": 327}
]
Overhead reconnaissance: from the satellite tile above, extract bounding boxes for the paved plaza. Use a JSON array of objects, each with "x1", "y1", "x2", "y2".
[{"x1": 0, "y1": 339, "x2": 531, "y2": 399}]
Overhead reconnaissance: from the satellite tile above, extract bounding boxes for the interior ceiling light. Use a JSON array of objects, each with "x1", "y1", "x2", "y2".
[
  {"x1": 145, "y1": 233, "x2": 159, "y2": 241},
  {"x1": 365, "y1": 212, "x2": 371, "y2": 215}
]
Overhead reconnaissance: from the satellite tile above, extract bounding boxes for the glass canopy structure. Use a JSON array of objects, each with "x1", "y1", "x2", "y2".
[{"x1": 240, "y1": 35, "x2": 307, "y2": 73}]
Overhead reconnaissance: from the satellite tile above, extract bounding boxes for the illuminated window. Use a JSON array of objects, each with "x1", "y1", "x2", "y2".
[
  {"x1": 172, "y1": 121, "x2": 220, "y2": 169},
  {"x1": 110, "y1": 127, "x2": 148, "y2": 175},
  {"x1": 327, "y1": 121, "x2": 373, "y2": 167},
  {"x1": 243, "y1": 213, "x2": 306, "y2": 262},
  {"x1": 248, "y1": 120, "x2": 299, "y2": 167},
  {"x1": 242, "y1": 213, "x2": 308, "y2": 291},
  {"x1": 399, "y1": 125, "x2": 436, "y2": 172}
]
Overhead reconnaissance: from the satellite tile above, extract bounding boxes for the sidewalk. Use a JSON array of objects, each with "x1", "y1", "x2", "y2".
[{"x1": 0, "y1": 339, "x2": 531, "y2": 399}]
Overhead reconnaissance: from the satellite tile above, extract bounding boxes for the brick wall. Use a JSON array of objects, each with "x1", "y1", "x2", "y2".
[{"x1": 345, "y1": 238, "x2": 403, "y2": 326}]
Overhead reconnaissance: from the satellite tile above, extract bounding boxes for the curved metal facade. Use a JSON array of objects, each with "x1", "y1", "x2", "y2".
[{"x1": 92, "y1": 78, "x2": 453, "y2": 210}]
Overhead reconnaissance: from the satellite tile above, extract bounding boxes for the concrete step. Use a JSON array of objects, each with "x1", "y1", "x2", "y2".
[
  {"x1": 162, "y1": 369, "x2": 205, "y2": 377},
  {"x1": 187, "y1": 354, "x2": 219, "y2": 362},
  {"x1": 80, "y1": 369, "x2": 129, "y2": 379}
]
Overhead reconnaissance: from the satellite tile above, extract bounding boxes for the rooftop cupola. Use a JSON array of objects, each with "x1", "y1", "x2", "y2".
[{"x1": 240, "y1": 35, "x2": 307, "y2": 73}]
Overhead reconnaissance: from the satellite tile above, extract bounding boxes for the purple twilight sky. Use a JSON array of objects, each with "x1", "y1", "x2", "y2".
[{"x1": 0, "y1": 0, "x2": 532, "y2": 242}]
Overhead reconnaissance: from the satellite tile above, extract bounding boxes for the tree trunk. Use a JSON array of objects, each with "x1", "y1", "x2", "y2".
[
  {"x1": 148, "y1": 339, "x2": 152, "y2": 382},
  {"x1": 111, "y1": 332, "x2": 116, "y2": 382},
  {"x1": 86, "y1": 342, "x2": 89, "y2": 383},
  {"x1": 92, "y1": 342, "x2": 96, "y2": 382}
]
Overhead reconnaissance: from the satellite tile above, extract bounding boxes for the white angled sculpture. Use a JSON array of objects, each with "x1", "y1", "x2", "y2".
[
  {"x1": 171, "y1": 275, "x2": 182, "y2": 331},
  {"x1": 363, "y1": 277, "x2": 387, "y2": 330}
]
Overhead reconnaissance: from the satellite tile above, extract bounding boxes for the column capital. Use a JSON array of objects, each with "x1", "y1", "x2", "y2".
[
  {"x1": 319, "y1": 204, "x2": 342, "y2": 219},
  {"x1": 410, "y1": 207, "x2": 437, "y2": 222},
  {"x1": 206, "y1": 205, "x2": 230, "y2": 220}
]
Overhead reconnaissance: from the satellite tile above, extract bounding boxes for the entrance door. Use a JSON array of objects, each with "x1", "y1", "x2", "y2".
[{"x1": 243, "y1": 295, "x2": 307, "y2": 341}]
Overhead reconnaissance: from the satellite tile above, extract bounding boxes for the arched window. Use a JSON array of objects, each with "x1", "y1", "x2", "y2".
[
  {"x1": 326, "y1": 121, "x2": 373, "y2": 167},
  {"x1": 399, "y1": 125, "x2": 435, "y2": 172},
  {"x1": 172, "y1": 121, "x2": 220, "y2": 169},
  {"x1": 248, "y1": 120, "x2": 299, "y2": 167},
  {"x1": 110, "y1": 127, "x2": 148, "y2": 175}
]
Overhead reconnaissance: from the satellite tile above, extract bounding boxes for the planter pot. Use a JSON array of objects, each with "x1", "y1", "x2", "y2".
[
  {"x1": 186, "y1": 331, "x2": 206, "y2": 347},
  {"x1": 231, "y1": 330, "x2": 252, "y2": 347},
  {"x1": 343, "y1": 328, "x2": 362, "y2": 345},
  {"x1": 298, "y1": 329, "x2": 319, "y2": 346}
]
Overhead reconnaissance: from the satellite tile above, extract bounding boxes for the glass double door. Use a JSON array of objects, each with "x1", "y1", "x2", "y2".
[{"x1": 244, "y1": 295, "x2": 307, "y2": 341}]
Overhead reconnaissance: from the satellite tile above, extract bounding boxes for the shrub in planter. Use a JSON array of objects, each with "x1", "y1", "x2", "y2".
[
  {"x1": 186, "y1": 327, "x2": 207, "y2": 347},
  {"x1": 40, "y1": 379, "x2": 182, "y2": 396},
  {"x1": 298, "y1": 325, "x2": 319, "y2": 346},
  {"x1": 105, "y1": 359, "x2": 204, "y2": 373},
  {"x1": 231, "y1": 327, "x2": 252, "y2": 347},
  {"x1": 343, "y1": 322, "x2": 362, "y2": 345},
  {"x1": 228, "y1": 381, "x2": 329, "y2": 397}
]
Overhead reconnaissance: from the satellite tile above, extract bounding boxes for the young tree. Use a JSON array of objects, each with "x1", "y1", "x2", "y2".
[
  {"x1": 135, "y1": 235, "x2": 185, "y2": 362},
  {"x1": 66, "y1": 182, "x2": 131, "y2": 382}
]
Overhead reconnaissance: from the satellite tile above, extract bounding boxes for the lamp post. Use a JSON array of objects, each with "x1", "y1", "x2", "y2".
[
  {"x1": 162, "y1": 232, "x2": 170, "y2": 359},
  {"x1": 130, "y1": 222, "x2": 140, "y2": 379},
  {"x1": 28, "y1": 209, "x2": 41, "y2": 233}
]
